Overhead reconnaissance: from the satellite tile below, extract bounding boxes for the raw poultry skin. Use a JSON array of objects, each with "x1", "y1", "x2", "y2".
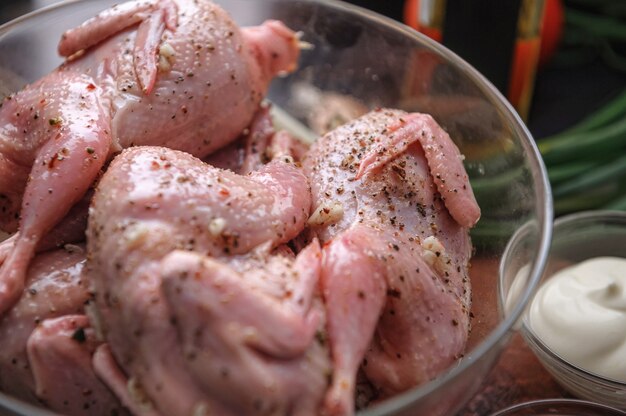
[
  {"x1": 0, "y1": 0, "x2": 301, "y2": 315},
  {"x1": 0, "y1": 247, "x2": 127, "y2": 416},
  {"x1": 302, "y1": 109, "x2": 480, "y2": 415},
  {"x1": 87, "y1": 145, "x2": 331, "y2": 415},
  {"x1": 204, "y1": 105, "x2": 310, "y2": 175}
]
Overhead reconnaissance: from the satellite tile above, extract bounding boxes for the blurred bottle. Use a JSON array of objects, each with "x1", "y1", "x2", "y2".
[
  {"x1": 403, "y1": 0, "x2": 546, "y2": 121},
  {"x1": 404, "y1": 0, "x2": 446, "y2": 42}
]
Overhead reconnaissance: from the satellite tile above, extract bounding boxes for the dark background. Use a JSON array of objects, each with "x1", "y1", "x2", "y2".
[
  {"x1": 1, "y1": 0, "x2": 625, "y2": 139},
  {"x1": 345, "y1": 0, "x2": 626, "y2": 139}
]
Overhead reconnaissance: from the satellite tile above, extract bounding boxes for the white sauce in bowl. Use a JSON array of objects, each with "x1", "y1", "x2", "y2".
[{"x1": 528, "y1": 256, "x2": 626, "y2": 382}]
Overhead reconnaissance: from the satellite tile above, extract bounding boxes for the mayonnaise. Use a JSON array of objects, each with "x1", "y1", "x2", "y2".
[{"x1": 528, "y1": 256, "x2": 626, "y2": 382}]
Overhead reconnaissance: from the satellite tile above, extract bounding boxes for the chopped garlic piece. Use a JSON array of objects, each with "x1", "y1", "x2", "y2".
[
  {"x1": 422, "y1": 249, "x2": 438, "y2": 268},
  {"x1": 242, "y1": 326, "x2": 259, "y2": 343},
  {"x1": 158, "y1": 55, "x2": 171, "y2": 72},
  {"x1": 127, "y1": 378, "x2": 154, "y2": 411},
  {"x1": 308, "y1": 201, "x2": 344, "y2": 226},
  {"x1": 192, "y1": 402, "x2": 210, "y2": 416},
  {"x1": 158, "y1": 43, "x2": 176, "y2": 72},
  {"x1": 159, "y1": 42, "x2": 176, "y2": 58},
  {"x1": 85, "y1": 301, "x2": 104, "y2": 342},
  {"x1": 294, "y1": 31, "x2": 314, "y2": 50},
  {"x1": 422, "y1": 235, "x2": 444, "y2": 253},
  {"x1": 124, "y1": 225, "x2": 150, "y2": 250},
  {"x1": 421, "y1": 236, "x2": 448, "y2": 273},
  {"x1": 208, "y1": 217, "x2": 227, "y2": 236}
]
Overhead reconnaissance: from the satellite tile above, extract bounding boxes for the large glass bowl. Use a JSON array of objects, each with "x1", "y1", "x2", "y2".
[{"x1": 0, "y1": 1, "x2": 553, "y2": 415}]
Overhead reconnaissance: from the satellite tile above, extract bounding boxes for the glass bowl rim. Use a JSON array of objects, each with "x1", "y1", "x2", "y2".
[
  {"x1": 0, "y1": 0, "x2": 554, "y2": 415},
  {"x1": 523, "y1": 324, "x2": 626, "y2": 388},
  {"x1": 490, "y1": 398, "x2": 626, "y2": 415}
]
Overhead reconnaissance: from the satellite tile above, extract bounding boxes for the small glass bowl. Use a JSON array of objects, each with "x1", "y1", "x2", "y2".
[
  {"x1": 490, "y1": 398, "x2": 626, "y2": 416},
  {"x1": 512, "y1": 210, "x2": 626, "y2": 410}
]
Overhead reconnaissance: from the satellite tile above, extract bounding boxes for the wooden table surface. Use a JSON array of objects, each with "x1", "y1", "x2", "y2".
[
  {"x1": 454, "y1": 256, "x2": 572, "y2": 416},
  {"x1": 458, "y1": 332, "x2": 572, "y2": 415}
]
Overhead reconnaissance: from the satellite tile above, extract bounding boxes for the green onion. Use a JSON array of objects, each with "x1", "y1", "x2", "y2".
[
  {"x1": 604, "y1": 193, "x2": 626, "y2": 210},
  {"x1": 552, "y1": 154, "x2": 626, "y2": 198},
  {"x1": 538, "y1": 115, "x2": 626, "y2": 165},
  {"x1": 566, "y1": 8, "x2": 626, "y2": 42},
  {"x1": 547, "y1": 160, "x2": 600, "y2": 185},
  {"x1": 544, "y1": 89, "x2": 626, "y2": 138}
]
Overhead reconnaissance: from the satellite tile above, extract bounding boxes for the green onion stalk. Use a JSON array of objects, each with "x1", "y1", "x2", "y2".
[
  {"x1": 470, "y1": 2, "x2": 626, "y2": 249},
  {"x1": 469, "y1": 87, "x2": 626, "y2": 251}
]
